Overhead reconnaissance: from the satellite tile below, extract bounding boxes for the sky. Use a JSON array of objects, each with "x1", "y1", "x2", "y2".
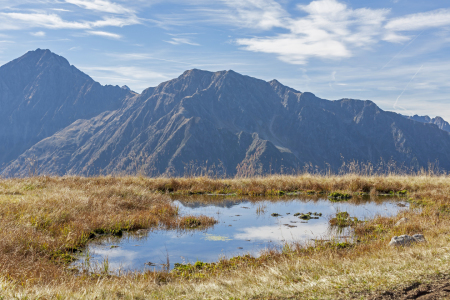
[{"x1": 0, "y1": 0, "x2": 449, "y2": 120}]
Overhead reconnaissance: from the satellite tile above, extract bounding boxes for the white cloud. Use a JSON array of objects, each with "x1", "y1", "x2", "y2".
[
  {"x1": 52, "y1": 8, "x2": 72, "y2": 12},
  {"x1": 86, "y1": 30, "x2": 121, "y2": 39},
  {"x1": 0, "y1": 12, "x2": 140, "y2": 30},
  {"x1": 90, "y1": 16, "x2": 139, "y2": 27},
  {"x1": 165, "y1": 37, "x2": 199, "y2": 46},
  {"x1": 65, "y1": 0, "x2": 135, "y2": 15},
  {"x1": 385, "y1": 9, "x2": 450, "y2": 32},
  {"x1": 219, "y1": 0, "x2": 288, "y2": 30},
  {"x1": 382, "y1": 32, "x2": 411, "y2": 43},
  {"x1": 0, "y1": 12, "x2": 91, "y2": 29},
  {"x1": 30, "y1": 31, "x2": 46, "y2": 37},
  {"x1": 235, "y1": 0, "x2": 389, "y2": 64}
]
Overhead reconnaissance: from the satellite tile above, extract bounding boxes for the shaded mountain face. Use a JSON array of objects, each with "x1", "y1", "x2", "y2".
[
  {"x1": 2, "y1": 50, "x2": 450, "y2": 177},
  {"x1": 0, "y1": 49, "x2": 132, "y2": 169},
  {"x1": 404, "y1": 115, "x2": 450, "y2": 133}
]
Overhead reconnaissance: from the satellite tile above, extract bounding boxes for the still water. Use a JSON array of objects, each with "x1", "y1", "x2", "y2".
[{"x1": 73, "y1": 196, "x2": 408, "y2": 272}]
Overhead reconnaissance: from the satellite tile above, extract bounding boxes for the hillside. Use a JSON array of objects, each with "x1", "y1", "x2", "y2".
[
  {"x1": 0, "y1": 49, "x2": 133, "y2": 170},
  {"x1": 2, "y1": 50, "x2": 450, "y2": 176}
]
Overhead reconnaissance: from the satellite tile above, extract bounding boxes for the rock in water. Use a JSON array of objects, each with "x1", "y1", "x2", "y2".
[{"x1": 389, "y1": 234, "x2": 427, "y2": 247}]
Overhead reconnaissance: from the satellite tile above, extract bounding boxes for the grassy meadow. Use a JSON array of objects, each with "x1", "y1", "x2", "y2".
[{"x1": 0, "y1": 174, "x2": 450, "y2": 299}]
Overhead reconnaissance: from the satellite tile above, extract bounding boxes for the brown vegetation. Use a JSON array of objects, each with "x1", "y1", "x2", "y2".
[
  {"x1": 0, "y1": 174, "x2": 449, "y2": 299},
  {"x1": 0, "y1": 176, "x2": 215, "y2": 285}
]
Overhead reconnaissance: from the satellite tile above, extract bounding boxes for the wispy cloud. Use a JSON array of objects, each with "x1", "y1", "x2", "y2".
[
  {"x1": 65, "y1": 0, "x2": 135, "y2": 15},
  {"x1": 30, "y1": 31, "x2": 45, "y2": 37},
  {"x1": 384, "y1": 8, "x2": 450, "y2": 43},
  {"x1": 69, "y1": 46, "x2": 82, "y2": 51},
  {"x1": 51, "y1": 8, "x2": 71, "y2": 12},
  {"x1": 165, "y1": 37, "x2": 199, "y2": 46},
  {"x1": 0, "y1": 12, "x2": 139, "y2": 30},
  {"x1": 386, "y1": 8, "x2": 450, "y2": 32},
  {"x1": 0, "y1": 12, "x2": 90, "y2": 29},
  {"x1": 86, "y1": 30, "x2": 121, "y2": 39},
  {"x1": 218, "y1": 0, "x2": 288, "y2": 30}
]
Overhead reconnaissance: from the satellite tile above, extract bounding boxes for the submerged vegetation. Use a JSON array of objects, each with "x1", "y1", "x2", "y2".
[{"x1": 0, "y1": 174, "x2": 449, "y2": 298}]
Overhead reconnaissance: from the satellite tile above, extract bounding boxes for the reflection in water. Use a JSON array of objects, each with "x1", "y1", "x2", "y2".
[{"x1": 73, "y1": 196, "x2": 408, "y2": 272}]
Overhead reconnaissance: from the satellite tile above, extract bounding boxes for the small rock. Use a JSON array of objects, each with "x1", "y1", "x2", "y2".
[
  {"x1": 110, "y1": 245, "x2": 119, "y2": 249},
  {"x1": 388, "y1": 234, "x2": 427, "y2": 247},
  {"x1": 412, "y1": 234, "x2": 426, "y2": 243},
  {"x1": 271, "y1": 213, "x2": 281, "y2": 217},
  {"x1": 394, "y1": 217, "x2": 408, "y2": 226},
  {"x1": 294, "y1": 213, "x2": 301, "y2": 216},
  {"x1": 237, "y1": 247, "x2": 243, "y2": 249}
]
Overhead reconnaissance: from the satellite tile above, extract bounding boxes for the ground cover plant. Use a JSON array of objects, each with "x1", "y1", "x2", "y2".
[{"x1": 0, "y1": 174, "x2": 449, "y2": 299}]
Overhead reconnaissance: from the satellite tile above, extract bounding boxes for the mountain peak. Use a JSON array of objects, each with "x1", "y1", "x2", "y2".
[
  {"x1": 0, "y1": 48, "x2": 93, "y2": 92},
  {"x1": 269, "y1": 79, "x2": 301, "y2": 94},
  {"x1": 21, "y1": 48, "x2": 71, "y2": 68},
  {"x1": 181, "y1": 68, "x2": 212, "y2": 77}
]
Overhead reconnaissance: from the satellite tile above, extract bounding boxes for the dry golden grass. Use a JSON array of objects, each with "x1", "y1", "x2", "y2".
[
  {"x1": 141, "y1": 173, "x2": 447, "y2": 196},
  {"x1": 0, "y1": 176, "x2": 215, "y2": 285},
  {"x1": 0, "y1": 174, "x2": 449, "y2": 299}
]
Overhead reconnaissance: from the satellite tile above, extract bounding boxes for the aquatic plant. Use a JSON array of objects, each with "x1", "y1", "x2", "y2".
[
  {"x1": 329, "y1": 211, "x2": 359, "y2": 227},
  {"x1": 328, "y1": 192, "x2": 352, "y2": 201}
]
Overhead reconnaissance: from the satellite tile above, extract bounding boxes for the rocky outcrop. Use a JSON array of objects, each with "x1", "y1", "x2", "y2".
[
  {"x1": 405, "y1": 115, "x2": 450, "y2": 133},
  {"x1": 388, "y1": 234, "x2": 427, "y2": 247}
]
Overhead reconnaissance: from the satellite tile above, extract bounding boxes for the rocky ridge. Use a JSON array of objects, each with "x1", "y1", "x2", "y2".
[{"x1": 2, "y1": 49, "x2": 450, "y2": 177}]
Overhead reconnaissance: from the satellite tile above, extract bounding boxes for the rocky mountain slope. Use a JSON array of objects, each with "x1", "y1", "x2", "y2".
[
  {"x1": 404, "y1": 115, "x2": 450, "y2": 133},
  {"x1": 0, "y1": 49, "x2": 133, "y2": 171},
  {"x1": 2, "y1": 50, "x2": 450, "y2": 177}
]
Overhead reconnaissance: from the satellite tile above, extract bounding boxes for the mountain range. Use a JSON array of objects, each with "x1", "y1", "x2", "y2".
[{"x1": 1, "y1": 49, "x2": 450, "y2": 177}]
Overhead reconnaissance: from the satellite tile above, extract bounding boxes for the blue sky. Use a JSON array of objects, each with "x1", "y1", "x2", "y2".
[{"x1": 0, "y1": 0, "x2": 449, "y2": 120}]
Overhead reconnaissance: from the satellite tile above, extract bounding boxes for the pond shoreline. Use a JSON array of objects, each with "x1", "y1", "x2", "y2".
[{"x1": 0, "y1": 174, "x2": 448, "y2": 299}]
